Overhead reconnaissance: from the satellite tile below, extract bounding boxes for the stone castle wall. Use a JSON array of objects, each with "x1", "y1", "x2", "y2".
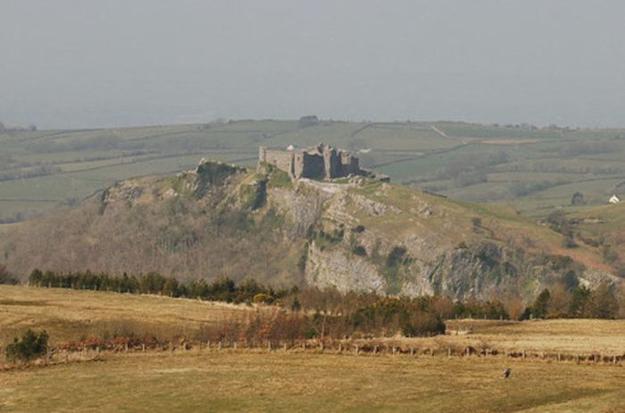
[
  {"x1": 294, "y1": 151, "x2": 325, "y2": 180},
  {"x1": 259, "y1": 144, "x2": 362, "y2": 181},
  {"x1": 259, "y1": 147, "x2": 295, "y2": 176}
]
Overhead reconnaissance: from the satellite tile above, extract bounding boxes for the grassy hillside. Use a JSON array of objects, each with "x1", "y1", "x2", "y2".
[
  {"x1": 1, "y1": 160, "x2": 614, "y2": 299},
  {"x1": 2, "y1": 120, "x2": 625, "y2": 222},
  {"x1": 0, "y1": 285, "x2": 258, "y2": 346},
  {"x1": 569, "y1": 202, "x2": 625, "y2": 275}
]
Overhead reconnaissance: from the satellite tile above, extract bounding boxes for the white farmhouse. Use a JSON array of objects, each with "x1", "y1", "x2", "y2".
[{"x1": 609, "y1": 194, "x2": 621, "y2": 204}]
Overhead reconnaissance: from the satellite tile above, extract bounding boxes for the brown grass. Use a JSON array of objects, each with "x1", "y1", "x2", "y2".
[
  {"x1": 2, "y1": 351, "x2": 625, "y2": 412},
  {"x1": 4, "y1": 286, "x2": 625, "y2": 357},
  {"x1": 0, "y1": 285, "x2": 259, "y2": 345},
  {"x1": 3, "y1": 287, "x2": 625, "y2": 411}
]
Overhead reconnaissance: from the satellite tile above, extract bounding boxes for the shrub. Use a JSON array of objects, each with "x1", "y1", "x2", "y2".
[
  {"x1": 6, "y1": 330, "x2": 49, "y2": 362},
  {"x1": 402, "y1": 312, "x2": 446, "y2": 337},
  {"x1": 562, "y1": 236, "x2": 578, "y2": 249},
  {"x1": 571, "y1": 192, "x2": 585, "y2": 206},
  {"x1": 253, "y1": 293, "x2": 274, "y2": 305},
  {"x1": 471, "y1": 217, "x2": 482, "y2": 229}
]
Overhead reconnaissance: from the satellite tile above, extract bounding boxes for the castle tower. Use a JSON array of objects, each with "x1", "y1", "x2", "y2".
[{"x1": 322, "y1": 144, "x2": 340, "y2": 179}]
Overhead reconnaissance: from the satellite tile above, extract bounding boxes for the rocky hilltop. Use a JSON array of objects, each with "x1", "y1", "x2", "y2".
[{"x1": 1, "y1": 160, "x2": 617, "y2": 300}]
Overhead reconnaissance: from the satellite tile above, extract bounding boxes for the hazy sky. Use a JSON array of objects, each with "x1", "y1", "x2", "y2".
[{"x1": 2, "y1": 0, "x2": 625, "y2": 129}]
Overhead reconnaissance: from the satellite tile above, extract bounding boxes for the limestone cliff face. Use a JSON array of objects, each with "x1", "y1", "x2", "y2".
[
  {"x1": 2, "y1": 161, "x2": 616, "y2": 300},
  {"x1": 305, "y1": 242, "x2": 386, "y2": 294},
  {"x1": 275, "y1": 178, "x2": 616, "y2": 300}
]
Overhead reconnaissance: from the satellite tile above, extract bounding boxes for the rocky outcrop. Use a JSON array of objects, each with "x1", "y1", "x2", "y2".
[
  {"x1": 2, "y1": 160, "x2": 617, "y2": 301},
  {"x1": 305, "y1": 242, "x2": 386, "y2": 294}
]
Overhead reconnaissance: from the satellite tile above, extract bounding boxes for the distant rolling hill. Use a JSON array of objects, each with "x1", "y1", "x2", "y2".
[{"x1": 2, "y1": 119, "x2": 625, "y2": 223}]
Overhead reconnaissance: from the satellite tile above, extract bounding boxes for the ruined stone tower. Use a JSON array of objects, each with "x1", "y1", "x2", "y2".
[{"x1": 258, "y1": 143, "x2": 362, "y2": 181}]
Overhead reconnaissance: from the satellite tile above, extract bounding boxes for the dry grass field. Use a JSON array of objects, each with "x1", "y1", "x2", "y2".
[
  {"x1": 2, "y1": 351, "x2": 625, "y2": 412},
  {"x1": 0, "y1": 285, "x2": 258, "y2": 345},
  {"x1": 3, "y1": 286, "x2": 625, "y2": 412},
  {"x1": 443, "y1": 319, "x2": 625, "y2": 356}
]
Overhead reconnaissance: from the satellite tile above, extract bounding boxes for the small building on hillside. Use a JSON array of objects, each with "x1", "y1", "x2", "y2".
[{"x1": 609, "y1": 194, "x2": 621, "y2": 204}]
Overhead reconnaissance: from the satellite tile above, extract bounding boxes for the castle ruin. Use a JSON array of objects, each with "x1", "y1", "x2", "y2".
[{"x1": 258, "y1": 144, "x2": 363, "y2": 181}]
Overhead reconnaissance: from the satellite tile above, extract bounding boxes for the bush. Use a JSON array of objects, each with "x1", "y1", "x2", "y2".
[
  {"x1": 562, "y1": 236, "x2": 578, "y2": 249},
  {"x1": 402, "y1": 312, "x2": 446, "y2": 337},
  {"x1": 253, "y1": 293, "x2": 274, "y2": 305},
  {"x1": 571, "y1": 192, "x2": 585, "y2": 206},
  {"x1": 5, "y1": 330, "x2": 49, "y2": 362}
]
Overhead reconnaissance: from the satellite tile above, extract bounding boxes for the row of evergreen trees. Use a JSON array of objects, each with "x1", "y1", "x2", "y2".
[
  {"x1": 28, "y1": 269, "x2": 290, "y2": 304},
  {"x1": 521, "y1": 284, "x2": 620, "y2": 320}
]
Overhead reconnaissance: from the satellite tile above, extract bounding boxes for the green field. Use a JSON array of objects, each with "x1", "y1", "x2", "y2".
[{"x1": 1, "y1": 120, "x2": 625, "y2": 222}]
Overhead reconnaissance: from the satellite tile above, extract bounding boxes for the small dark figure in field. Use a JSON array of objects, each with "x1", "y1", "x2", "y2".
[{"x1": 503, "y1": 368, "x2": 511, "y2": 379}]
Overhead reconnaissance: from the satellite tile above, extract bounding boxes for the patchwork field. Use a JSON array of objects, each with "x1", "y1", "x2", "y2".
[{"x1": 2, "y1": 120, "x2": 625, "y2": 222}]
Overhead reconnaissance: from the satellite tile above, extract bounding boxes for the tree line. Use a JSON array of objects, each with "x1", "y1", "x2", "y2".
[
  {"x1": 18, "y1": 268, "x2": 625, "y2": 332},
  {"x1": 521, "y1": 283, "x2": 621, "y2": 320},
  {"x1": 27, "y1": 269, "x2": 290, "y2": 305}
]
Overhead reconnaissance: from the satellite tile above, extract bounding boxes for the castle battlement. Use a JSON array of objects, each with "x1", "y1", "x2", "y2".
[{"x1": 258, "y1": 143, "x2": 363, "y2": 181}]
